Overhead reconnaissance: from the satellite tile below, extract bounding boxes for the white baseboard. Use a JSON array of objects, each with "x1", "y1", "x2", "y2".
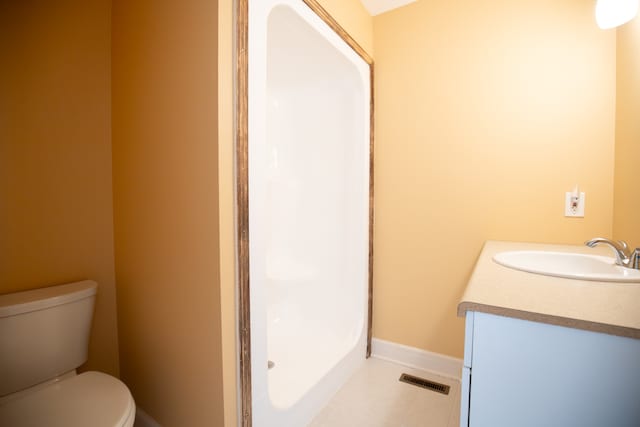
[
  {"x1": 135, "y1": 407, "x2": 162, "y2": 427},
  {"x1": 371, "y1": 338, "x2": 463, "y2": 380}
]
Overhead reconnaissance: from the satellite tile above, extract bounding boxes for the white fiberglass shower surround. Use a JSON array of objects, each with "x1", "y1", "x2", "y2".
[{"x1": 244, "y1": 0, "x2": 373, "y2": 426}]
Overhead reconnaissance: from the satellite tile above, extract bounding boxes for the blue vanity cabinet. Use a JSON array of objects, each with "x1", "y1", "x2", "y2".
[{"x1": 460, "y1": 311, "x2": 640, "y2": 427}]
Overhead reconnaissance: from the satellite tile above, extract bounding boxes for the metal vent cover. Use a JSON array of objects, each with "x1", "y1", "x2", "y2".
[{"x1": 399, "y1": 373, "x2": 450, "y2": 395}]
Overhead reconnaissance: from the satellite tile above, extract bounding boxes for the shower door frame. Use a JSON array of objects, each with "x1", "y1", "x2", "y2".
[{"x1": 235, "y1": 1, "x2": 375, "y2": 425}]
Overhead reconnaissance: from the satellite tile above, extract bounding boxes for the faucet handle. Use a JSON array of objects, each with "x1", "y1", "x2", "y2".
[
  {"x1": 618, "y1": 240, "x2": 629, "y2": 252},
  {"x1": 629, "y1": 248, "x2": 640, "y2": 270}
]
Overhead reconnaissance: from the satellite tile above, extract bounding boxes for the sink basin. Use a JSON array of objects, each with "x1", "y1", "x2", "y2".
[{"x1": 493, "y1": 250, "x2": 640, "y2": 282}]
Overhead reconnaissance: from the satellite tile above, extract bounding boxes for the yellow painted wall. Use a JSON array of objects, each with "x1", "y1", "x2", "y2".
[
  {"x1": 0, "y1": 0, "x2": 119, "y2": 377},
  {"x1": 217, "y1": 0, "x2": 237, "y2": 426},
  {"x1": 112, "y1": 0, "x2": 224, "y2": 425},
  {"x1": 613, "y1": 17, "x2": 640, "y2": 249},
  {"x1": 373, "y1": 0, "x2": 616, "y2": 358},
  {"x1": 317, "y1": 0, "x2": 374, "y2": 56}
]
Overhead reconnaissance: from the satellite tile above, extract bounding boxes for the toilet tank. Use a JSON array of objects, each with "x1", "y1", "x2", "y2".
[{"x1": 0, "y1": 280, "x2": 98, "y2": 397}]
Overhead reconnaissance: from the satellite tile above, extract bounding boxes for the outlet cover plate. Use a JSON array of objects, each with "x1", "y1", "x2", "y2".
[{"x1": 565, "y1": 192, "x2": 585, "y2": 217}]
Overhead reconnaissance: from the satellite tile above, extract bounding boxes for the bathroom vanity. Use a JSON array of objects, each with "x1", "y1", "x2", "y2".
[{"x1": 458, "y1": 241, "x2": 640, "y2": 427}]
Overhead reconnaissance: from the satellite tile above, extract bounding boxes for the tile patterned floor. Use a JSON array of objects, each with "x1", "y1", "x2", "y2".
[{"x1": 309, "y1": 357, "x2": 461, "y2": 427}]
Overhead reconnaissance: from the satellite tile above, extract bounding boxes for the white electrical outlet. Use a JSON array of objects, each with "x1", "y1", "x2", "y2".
[{"x1": 565, "y1": 191, "x2": 585, "y2": 217}]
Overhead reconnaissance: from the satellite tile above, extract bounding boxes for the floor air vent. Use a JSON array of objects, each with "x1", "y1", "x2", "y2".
[{"x1": 399, "y1": 373, "x2": 450, "y2": 395}]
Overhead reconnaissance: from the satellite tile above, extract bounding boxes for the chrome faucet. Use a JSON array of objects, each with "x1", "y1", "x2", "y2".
[{"x1": 585, "y1": 237, "x2": 640, "y2": 270}]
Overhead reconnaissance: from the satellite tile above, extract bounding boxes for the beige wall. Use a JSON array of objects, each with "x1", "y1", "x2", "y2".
[
  {"x1": 613, "y1": 17, "x2": 640, "y2": 249},
  {"x1": 0, "y1": 0, "x2": 119, "y2": 377},
  {"x1": 112, "y1": 0, "x2": 224, "y2": 425},
  {"x1": 218, "y1": 0, "x2": 237, "y2": 425},
  {"x1": 373, "y1": 0, "x2": 616, "y2": 358},
  {"x1": 317, "y1": 0, "x2": 374, "y2": 56}
]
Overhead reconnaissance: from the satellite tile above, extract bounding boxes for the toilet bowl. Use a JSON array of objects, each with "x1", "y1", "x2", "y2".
[
  {"x1": 0, "y1": 372, "x2": 135, "y2": 427},
  {"x1": 0, "y1": 281, "x2": 135, "y2": 427}
]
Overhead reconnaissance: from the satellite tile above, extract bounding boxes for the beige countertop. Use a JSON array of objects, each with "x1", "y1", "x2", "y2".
[{"x1": 458, "y1": 240, "x2": 640, "y2": 339}]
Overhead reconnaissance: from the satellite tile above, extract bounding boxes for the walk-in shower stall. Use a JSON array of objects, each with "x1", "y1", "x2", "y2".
[{"x1": 246, "y1": 0, "x2": 372, "y2": 425}]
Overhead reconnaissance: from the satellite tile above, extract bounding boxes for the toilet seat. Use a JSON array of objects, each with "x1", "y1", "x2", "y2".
[{"x1": 0, "y1": 371, "x2": 135, "y2": 427}]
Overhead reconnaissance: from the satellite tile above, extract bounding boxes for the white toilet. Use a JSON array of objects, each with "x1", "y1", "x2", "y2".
[{"x1": 0, "y1": 280, "x2": 135, "y2": 427}]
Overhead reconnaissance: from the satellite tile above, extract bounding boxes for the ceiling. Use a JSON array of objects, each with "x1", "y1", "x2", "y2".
[{"x1": 359, "y1": 0, "x2": 418, "y2": 16}]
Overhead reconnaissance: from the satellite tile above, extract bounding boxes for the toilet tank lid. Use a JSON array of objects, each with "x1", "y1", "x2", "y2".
[{"x1": 0, "y1": 280, "x2": 97, "y2": 318}]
